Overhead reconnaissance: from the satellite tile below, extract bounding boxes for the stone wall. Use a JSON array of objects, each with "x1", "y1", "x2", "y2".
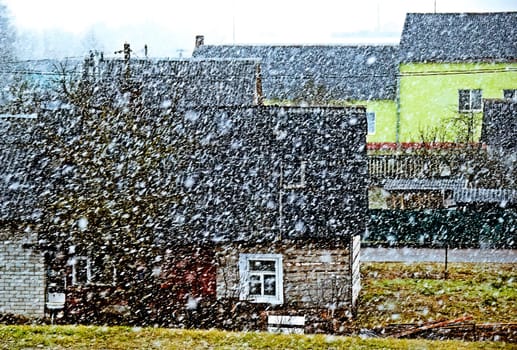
[{"x1": 0, "y1": 227, "x2": 45, "y2": 317}]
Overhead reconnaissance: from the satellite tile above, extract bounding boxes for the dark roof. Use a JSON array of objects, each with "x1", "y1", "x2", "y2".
[
  {"x1": 156, "y1": 106, "x2": 368, "y2": 244},
  {"x1": 453, "y1": 188, "x2": 516, "y2": 205},
  {"x1": 400, "y1": 12, "x2": 517, "y2": 62},
  {"x1": 481, "y1": 99, "x2": 517, "y2": 154},
  {"x1": 40, "y1": 105, "x2": 367, "y2": 245},
  {"x1": 192, "y1": 44, "x2": 398, "y2": 101},
  {"x1": 384, "y1": 178, "x2": 466, "y2": 191},
  {"x1": 0, "y1": 116, "x2": 42, "y2": 221},
  {"x1": 87, "y1": 58, "x2": 261, "y2": 107}
]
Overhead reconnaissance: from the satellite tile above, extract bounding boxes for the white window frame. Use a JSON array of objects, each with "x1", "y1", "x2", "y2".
[
  {"x1": 239, "y1": 253, "x2": 283, "y2": 304},
  {"x1": 366, "y1": 111, "x2": 376, "y2": 134},
  {"x1": 458, "y1": 89, "x2": 482, "y2": 112}
]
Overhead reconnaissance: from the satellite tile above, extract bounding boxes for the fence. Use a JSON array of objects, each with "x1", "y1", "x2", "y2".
[
  {"x1": 365, "y1": 208, "x2": 516, "y2": 249},
  {"x1": 368, "y1": 153, "x2": 515, "y2": 188}
]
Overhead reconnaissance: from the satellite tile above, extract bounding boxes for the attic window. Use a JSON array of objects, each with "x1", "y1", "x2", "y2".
[{"x1": 459, "y1": 89, "x2": 482, "y2": 112}]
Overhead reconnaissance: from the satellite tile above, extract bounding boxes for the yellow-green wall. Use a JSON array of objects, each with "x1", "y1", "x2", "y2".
[
  {"x1": 399, "y1": 62, "x2": 517, "y2": 143},
  {"x1": 339, "y1": 100, "x2": 397, "y2": 144},
  {"x1": 265, "y1": 99, "x2": 397, "y2": 144}
]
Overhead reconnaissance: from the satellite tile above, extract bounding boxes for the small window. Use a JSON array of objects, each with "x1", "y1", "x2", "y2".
[
  {"x1": 503, "y1": 89, "x2": 517, "y2": 101},
  {"x1": 71, "y1": 256, "x2": 91, "y2": 285},
  {"x1": 366, "y1": 112, "x2": 376, "y2": 134},
  {"x1": 459, "y1": 89, "x2": 482, "y2": 112},
  {"x1": 71, "y1": 255, "x2": 117, "y2": 285},
  {"x1": 239, "y1": 254, "x2": 283, "y2": 304}
]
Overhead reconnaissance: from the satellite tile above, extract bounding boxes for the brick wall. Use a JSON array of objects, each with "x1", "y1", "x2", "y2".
[
  {"x1": 0, "y1": 227, "x2": 45, "y2": 317},
  {"x1": 216, "y1": 241, "x2": 353, "y2": 313}
]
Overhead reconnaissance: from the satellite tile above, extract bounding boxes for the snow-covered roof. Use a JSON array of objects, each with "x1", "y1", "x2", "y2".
[
  {"x1": 0, "y1": 118, "x2": 42, "y2": 221},
  {"x1": 192, "y1": 44, "x2": 398, "y2": 101},
  {"x1": 165, "y1": 106, "x2": 368, "y2": 243},
  {"x1": 453, "y1": 188, "x2": 516, "y2": 205},
  {"x1": 87, "y1": 58, "x2": 262, "y2": 107},
  {"x1": 400, "y1": 12, "x2": 517, "y2": 63},
  {"x1": 383, "y1": 178, "x2": 466, "y2": 191}
]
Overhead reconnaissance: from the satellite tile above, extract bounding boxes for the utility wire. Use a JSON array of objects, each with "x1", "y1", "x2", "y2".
[{"x1": 0, "y1": 67, "x2": 516, "y2": 79}]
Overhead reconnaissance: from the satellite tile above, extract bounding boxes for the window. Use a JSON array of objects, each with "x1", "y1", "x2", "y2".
[
  {"x1": 71, "y1": 255, "x2": 117, "y2": 285},
  {"x1": 239, "y1": 254, "x2": 283, "y2": 304},
  {"x1": 503, "y1": 89, "x2": 517, "y2": 101},
  {"x1": 366, "y1": 112, "x2": 376, "y2": 134},
  {"x1": 71, "y1": 256, "x2": 91, "y2": 285},
  {"x1": 458, "y1": 89, "x2": 482, "y2": 112}
]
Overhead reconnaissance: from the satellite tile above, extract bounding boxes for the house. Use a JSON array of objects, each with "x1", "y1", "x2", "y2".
[
  {"x1": 192, "y1": 38, "x2": 398, "y2": 147},
  {"x1": 162, "y1": 105, "x2": 366, "y2": 329},
  {"x1": 398, "y1": 12, "x2": 517, "y2": 145},
  {"x1": 35, "y1": 104, "x2": 367, "y2": 329},
  {"x1": 13, "y1": 55, "x2": 366, "y2": 329},
  {"x1": 0, "y1": 114, "x2": 45, "y2": 318},
  {"x1": 34, "y1": 56, "x2": 263, "y2": 324}
]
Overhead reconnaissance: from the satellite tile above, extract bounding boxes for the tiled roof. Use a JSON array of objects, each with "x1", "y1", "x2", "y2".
[
  {"x1": 87, "y1": 58, "x2": 261, "y2": 107},
  {"x1": 192, "y1": 45, "x2": 398, "y2": 101},
  {"x1": 0, "y1": 117, "x2": 42, "y2": 221},
  {"x1": 453, "y1": 188, "x2": 516, "y2": 205},
  {"x1": 383, "y1": 178, "x2": 466, "y2": 191},
  {"x1": 159, "y1": 106, "x2": 368, "y2": 243},
  {"x1": 400, "y1": 12, "x2": 517, "y2": 62}
]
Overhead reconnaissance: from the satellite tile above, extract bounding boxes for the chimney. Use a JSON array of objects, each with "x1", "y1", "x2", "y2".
[{"x1": 195, "y1": 35, "x2": 204, "y2": 48}]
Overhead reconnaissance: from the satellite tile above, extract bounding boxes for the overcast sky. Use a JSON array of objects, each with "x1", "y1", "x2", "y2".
[{"x1": 4, "y1": 0, "x2": 517, "y2": 58}]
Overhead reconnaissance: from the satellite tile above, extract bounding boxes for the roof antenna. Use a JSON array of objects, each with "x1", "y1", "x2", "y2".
[{"x1": 434, "y1": 0, "x2": 437, "y2": 13}]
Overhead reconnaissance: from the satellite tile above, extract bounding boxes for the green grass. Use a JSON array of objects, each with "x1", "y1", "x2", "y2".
[
  {"x1": 0, "y1": 325, "x2": 513, "y2": 349},
  {"x1": 355, "y1": 262, "x2": 517, "y2": 328}
]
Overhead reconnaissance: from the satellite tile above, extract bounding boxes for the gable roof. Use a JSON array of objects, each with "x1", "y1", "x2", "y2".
[
  {"x1": 0, "y1": 116, "x2": 42, "y2": 221},
  {"x1": 38, "y1": 105, "x2": 367, "y2": 246},
  {"x1": 400, "y1": 12, "x2": 517, "y2": 63},
  {"x1": 86, "y1": 58, "x2": 261, "y2": 107},
  {"x1": 192, "y1": 44, "x2": 398, "y2": 101},
  {"x1": 161, "y1": 106, "x2": 368, "y2": 244}
]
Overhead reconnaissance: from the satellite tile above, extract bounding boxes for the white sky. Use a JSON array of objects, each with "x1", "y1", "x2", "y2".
[{"x1": 4, "y1": 0, "x2": 517, "y2": 58}]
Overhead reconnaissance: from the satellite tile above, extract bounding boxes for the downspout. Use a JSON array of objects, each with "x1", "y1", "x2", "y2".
[{"x1": 395, "y1": 72, "x2": 401, "y2": 148}]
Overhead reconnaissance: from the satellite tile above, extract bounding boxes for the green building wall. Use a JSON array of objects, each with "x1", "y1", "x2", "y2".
[
  {"x1": 353, "y1": 100, "x2": 397, "y2": 145},
  {"x1": 398, "y1": 62, "x2": 517, "y2": 143}
]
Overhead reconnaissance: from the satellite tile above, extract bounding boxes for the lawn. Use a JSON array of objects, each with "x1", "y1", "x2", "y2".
[
  {"x1": 0, "y1": 325, "x2": 514, "y2": 349},
  {"x1": 354, "y1": 262, "x2": 516, "y2": 328}
]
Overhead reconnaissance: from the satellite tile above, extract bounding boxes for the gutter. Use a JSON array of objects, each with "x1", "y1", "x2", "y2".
[{"x1": 395, "y1": 72, "x2": 401, "y2": 146}]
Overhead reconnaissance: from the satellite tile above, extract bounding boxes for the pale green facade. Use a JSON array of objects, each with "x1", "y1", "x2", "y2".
[
  {"x1": 398, "y1": 62, "x2": 517, "y2": 143},
  {"x1": 334, "y1": 100, "x2": 397, "y2": 144}
]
